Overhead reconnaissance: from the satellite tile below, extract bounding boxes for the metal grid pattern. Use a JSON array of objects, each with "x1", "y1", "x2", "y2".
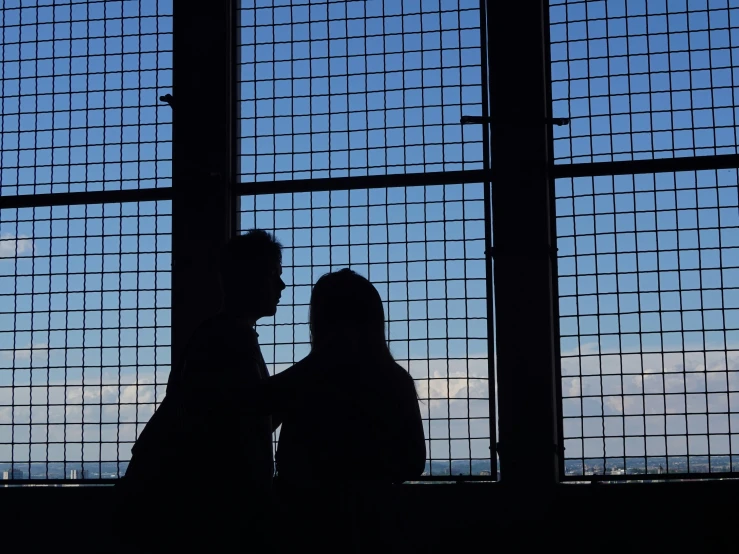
[
  {"x1": 237, "y1": 0, "x2": 484, "y2": 182},
  {"x1": 0, "y1": 200, "x2": 171, "y2": 480},
  {"x1": 0, "y1": 0, "x2": 173, "y2": 196},
  {"x1": 240, "y1": 183, "x2": 492, "y2": 477},
  {"x1": 556, "y1": 168, "x2": 739, "y2": 477},
  {"x1": 549, "y1": 0, "x2": 739, "y2": 164}
]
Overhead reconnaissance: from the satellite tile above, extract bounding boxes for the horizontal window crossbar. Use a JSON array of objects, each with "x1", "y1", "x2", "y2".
[
  {"x1": 552, "y1": 155, "x2": 739, "y2": 180},
  {"x1": 233, "y1": 169, "x2": 490, "y2": 196}
]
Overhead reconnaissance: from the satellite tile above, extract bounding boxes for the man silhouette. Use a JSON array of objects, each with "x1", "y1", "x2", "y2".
[{"x1": 117, "y1": 229, "x2": 285, "y2": 553}]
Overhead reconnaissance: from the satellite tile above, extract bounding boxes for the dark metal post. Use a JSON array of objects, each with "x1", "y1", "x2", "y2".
[
  {"x1": 171, "y1": 0, "x2": 235, "y2": 365},
  {"x1": 476, "y1": 0, "x2": 498, "y2": 481},
  {"x1": 487, "y1": 0, "x2": 560, "y2": 486}
]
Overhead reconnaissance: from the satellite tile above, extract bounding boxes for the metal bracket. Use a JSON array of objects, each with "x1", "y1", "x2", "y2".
[{"x1": 461, "y1": 115, "x2": 570, "y2": 127}]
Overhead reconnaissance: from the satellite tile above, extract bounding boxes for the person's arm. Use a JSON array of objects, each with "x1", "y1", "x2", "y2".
[
  {"x1": 179, "y1": 338, "x2": 232, "y2": 449},
  {"x1": 180, "y1": 320, "x2": 270, "y2": 445},
  {"x1": 239, "y1": 354, "x2": 314, "y2": 419}
]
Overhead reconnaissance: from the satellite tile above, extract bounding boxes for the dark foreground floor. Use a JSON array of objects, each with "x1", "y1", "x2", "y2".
[{"x1": 2, "y1": 480, "x2": 737, "y2": 553}]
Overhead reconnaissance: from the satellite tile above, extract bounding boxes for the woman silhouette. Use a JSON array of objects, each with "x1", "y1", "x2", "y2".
[
  {"x1": 274, "y1": 268, "x2": 425, "y2": 484},
  {"x1": 271, "y1": 268, "x2": 426, "y2": 552}
]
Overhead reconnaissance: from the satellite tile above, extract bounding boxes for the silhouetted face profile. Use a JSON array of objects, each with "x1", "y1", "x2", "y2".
[
  {"x1": 309, "y1": 268, "x2": 390, "y2": 358},
  {"x1": 220, "y1": 230, "x2": 285, "y2": 323},
  {"x1": 249, "y1": 261, "x2": 285, "y2": 319}
]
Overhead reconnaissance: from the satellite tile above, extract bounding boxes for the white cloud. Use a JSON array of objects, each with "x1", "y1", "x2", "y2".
[
  {"x1": 399, "y1": 355, "x2": 490, "y2": 399},
  {"x1": 16, "y1": 340, "x2": 739, "y2": 462},
  {"x1": 1, "y1": 343, "x2": 49, "y2": 367},
  {"x1": 67, "y1": 379, "x2": 157, "y2": 408},
  {"x1": 561, "y1": 341, "x2": 739, "y2": 457},
  {"x1": 271, "y1": 355, "x2": 493, "y2": 402},
  {"x1": 1, "y1": 346, "x2": 496, "y2": 466},
  {"x1": 0, "y1": 233, "x2": 33, "y2": 258}
]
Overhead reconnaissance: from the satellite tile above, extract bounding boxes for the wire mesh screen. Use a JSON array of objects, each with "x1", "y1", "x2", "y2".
[
  {"x1": 556, "y1": 168, "x2": 739, "y2": 477},
  {"x1": 240, "y1": 183, "x2": 493, "y2": 477},
  {"x1": 0, "y1": 0, "x2": 173, "y2": 196},
  {"x1": 237, "y1": 0, "x2": 484, "y2": 182},
  {"x1": 549, "y1": 0, "x2": 739, "y2": 164},
  {"x1": 0, "y1": 200, "x2": 171, "y2": 480}
]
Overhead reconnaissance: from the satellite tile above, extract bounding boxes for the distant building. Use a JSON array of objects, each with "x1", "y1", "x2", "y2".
[
  {"x1": 2, "y1": 468, "x2": 24, "y2": 480},
  {"x1": 69, "y1": 469, "x2": 89, "y2": 480},
  {"x1": 2, "y1": 468, "x2": 24, "y2": 486}
]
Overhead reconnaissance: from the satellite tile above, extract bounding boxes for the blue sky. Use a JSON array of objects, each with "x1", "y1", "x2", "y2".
[
  {"x1": 556, "y1": 169, "x2": 739, "y2": 462},
  {"x1": 550, "y1": 0, "x2": 739, "y2": 163},
  {"x1": 239, "y1": 183, "x2": 492, "y2": 464},
  {"x1": 237, "y1": 0, "x2": 491, "y2": 468},
  {"x1": 238, "y1": 0, "x2": 484, "y2": 180},
  {"x1": 556, "y1": 169, "x2": 739, "y2": 344},
  {"x1": 3, "y1": 0, "x2": 739, "y2": 475},
  {"x1": 550, "y1": 5, "x2": 739, "y2": 466},
  {"x1": 545, "y1": 0, "x2": 739, "y2": 467},
  {"x1": 1, "y1": 0, "x2": 173, "y2": 195},
  {"x1": 0, "y1": 1, "x2": 492, "y2": 473}
]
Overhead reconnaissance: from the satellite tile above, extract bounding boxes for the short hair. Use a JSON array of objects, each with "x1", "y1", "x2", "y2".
[{"x1": 219, "y1": 229, "x2": 282, "y2": 283}]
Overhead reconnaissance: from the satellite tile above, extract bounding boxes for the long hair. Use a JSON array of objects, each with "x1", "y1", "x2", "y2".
[{"x1": 309, "y1": 269, "x2": 394, "y2": 363}]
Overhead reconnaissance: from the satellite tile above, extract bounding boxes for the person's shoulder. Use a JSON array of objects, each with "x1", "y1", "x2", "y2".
[
  {"x1": 388, "y1": 360, "x2": 413, "y2": 379},
  {"x1": 388, "y1": 361, "x2": 418, "y2": 391},
  {"x1": 353, "y1": 357, "x2": 414, "y2": 390}
]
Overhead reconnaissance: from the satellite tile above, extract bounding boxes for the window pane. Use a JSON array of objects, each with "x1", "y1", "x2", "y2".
[
  {"x1": 237, "y1": 0, "x2": 484, "y2": 182},
  {"x1": 550, "y1": 0, "x2": 739, "y2": 164},
  {"x1": 0, "y1": 200, "x2": 172, "y2": 479},
  {"x1": 556, "y1": 169, "x2": 739, "y2": 477},
  {"x1": 0, "y1": 0, "x2": 173, "y2": 195},
  {"x1": 240, "y1": 183, "x2": 493, "y2": 477}
]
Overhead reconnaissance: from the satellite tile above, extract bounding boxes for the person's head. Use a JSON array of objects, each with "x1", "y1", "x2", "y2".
[
  {"x1": 219, "y1": 229, "x2": 285, "y2": 323},
  {"x1": 309, "y1": 269, "x2": 393, "y2": 361}
]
